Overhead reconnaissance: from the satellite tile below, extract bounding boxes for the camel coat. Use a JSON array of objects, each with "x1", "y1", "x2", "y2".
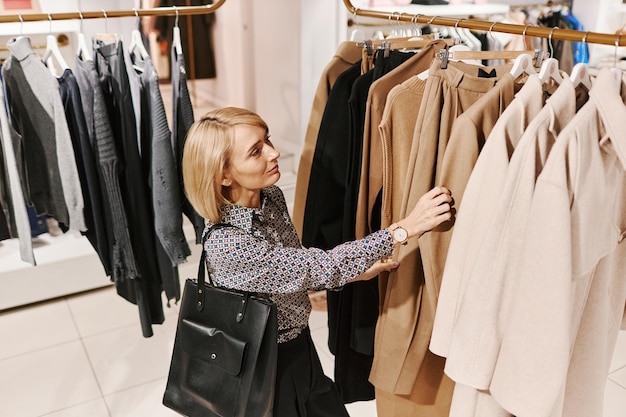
[
  {"x1": 354, "y1": 40, "x2": 447, "y2": 240},
  {"x1": 370, "y1": 59, "x2": 511, "y2": 399}
]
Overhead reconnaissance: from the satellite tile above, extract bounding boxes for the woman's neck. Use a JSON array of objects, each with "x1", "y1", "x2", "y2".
[{"x1": 230, "y1": 187, "x2": 262, "y2": 209}]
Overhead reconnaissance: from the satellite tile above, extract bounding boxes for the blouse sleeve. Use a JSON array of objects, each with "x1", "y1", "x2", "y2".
[{"x1": 204, "y1": 227, "x2": 394, "y2": 294}]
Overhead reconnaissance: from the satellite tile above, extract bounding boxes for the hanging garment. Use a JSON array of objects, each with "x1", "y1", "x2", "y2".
[
  {"x1": 155, "y1": 0, "x2": 217, "y2": 79},
  {"x1": 562, "y1": 13, "x2": 588, "y2": 64},
  {"x1": 171, "y1": 46, "x2": 205, "y2": 244},
  {"x1": 445, "y1": 79, "x2": 583, "y2": 393},
  {"x1": 0, "y1": 136, "x2": 11, "y2": 241},
  {"x1": 74, "y1": 55, "x2": 140, "y2": 283},
  {"x1": 130, "y1": 52, "x2": 190, "y2": 302},
  {"x1": 301, "y1": 60, "x2": 361, "y2": 251},
  {"x1": 430, "y1": 74, "x2": 548, "y2": 360},
  {"x1": 440, "y1": 78, "x2": 582, "y2": 417},
  {"x1": 58, "y1": 68, "x2": 111, "y2": 276},
  {"x1": 370, "y1": 59, "x2": 512, "y2": 401},
  {"x1": 293, "y1": 41, "x2": 362, "y2": 238},
  {"x1": 94, "y1": 38, "x2": 165, "y2": 337},
  {"x1": 355, "y1": 40, "x2": 448, "y2": 241},
  {"x1": 332, "y1": 48, "x2": 418, "y2": 404},
  {"x1": 2, "y1": 36, "x2": 86, "y2": 232},
  {"x1": 379, "y1": 69, "x2": 435, "y2": 233},
  {"x1": 0, "y1": 73, "x2": 33, "y2": 263},
  {"x1": 420, "y1": 69, "x2": 528, "y2": 356},
  {"x1": 376, "y1": 74, "x2": 429, "y2": 302},
  {"x1": 489, "y1": 69, "x2": 626, "y2": 417}
]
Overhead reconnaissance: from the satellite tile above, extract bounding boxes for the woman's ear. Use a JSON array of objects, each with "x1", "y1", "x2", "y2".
[{"x1": 221, "y1": 174, "x2": 232, "y2": 187}]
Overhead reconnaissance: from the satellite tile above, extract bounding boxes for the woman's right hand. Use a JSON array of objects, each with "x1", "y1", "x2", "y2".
[{"x1": 390, "y1": 187, "x2": 453, "y2": 243}]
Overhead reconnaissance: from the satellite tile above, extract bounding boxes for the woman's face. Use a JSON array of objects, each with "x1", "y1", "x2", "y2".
[{"x1": 223, "y1": 124, "x2": 281, "y2": 204}]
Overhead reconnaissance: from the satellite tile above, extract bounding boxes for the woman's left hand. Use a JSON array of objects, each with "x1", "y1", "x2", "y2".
[{"x1": 349, "y1": 257, "x2": 399, "y2": 283}]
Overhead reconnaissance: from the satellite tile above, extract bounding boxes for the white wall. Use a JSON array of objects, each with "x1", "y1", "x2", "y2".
[{"x1": 572, "y1": 0, "x2": 626, "y2": 66}]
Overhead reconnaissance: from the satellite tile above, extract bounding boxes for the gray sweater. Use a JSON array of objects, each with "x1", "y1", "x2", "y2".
[
  {"x1": 3, "y1": 36, "x2": 86, "y2": 231},
  {"x1": 74, "y1": 56, "x2": 140, "y2": 282}
]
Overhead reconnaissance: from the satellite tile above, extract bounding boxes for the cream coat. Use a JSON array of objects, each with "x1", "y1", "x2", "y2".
[
  {"x1": 490, "y1": 69, "x2": 626, "y2": 417},
  {"x1": 444, "y1": 78, "x2": 578, "y2": 389}
]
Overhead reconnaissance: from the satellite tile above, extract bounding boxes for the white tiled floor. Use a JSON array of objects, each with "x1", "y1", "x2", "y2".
[
  {"x1": 0, "y1": 266, "x2": 624, "y2": 417},
  {"x1": 0, "y1": 256, "x2": 377, "y2": 417}
]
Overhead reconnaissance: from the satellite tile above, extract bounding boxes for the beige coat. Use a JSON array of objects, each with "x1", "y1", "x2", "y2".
[
  {"x1": 446, "y1": 78, "x2": 578, "y2": 392},
  {"x1": 375, "y1": 75, "x2": 427, "y2": 302},
  {"x1": 444, "y1": 78, "x2": 576, "y2": 417},
  {"x1": 490, "y1": 69, "x2": 626, "y2": 417},
  {"x1": 292, "y1": 42, "x2": 361, "y2": 238},
  {"x1": 355, "y1": 40, "x2": 446, "y2": 240},
  {"x1": 371, "y1": 58, "x2": 510, "y2": 396},
  {"x1": 430, "y1": 75, "x2": 545, "y2": 360}
]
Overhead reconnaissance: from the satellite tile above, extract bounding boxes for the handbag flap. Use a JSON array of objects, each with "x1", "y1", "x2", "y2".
[{"x1": 181, "y1": 318, "x2": 247, "y2": 376}]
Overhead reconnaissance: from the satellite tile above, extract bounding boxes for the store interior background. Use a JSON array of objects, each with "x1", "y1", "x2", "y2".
[{"x1": 0, "y1": 0, "x2": 625, "y2": 416}]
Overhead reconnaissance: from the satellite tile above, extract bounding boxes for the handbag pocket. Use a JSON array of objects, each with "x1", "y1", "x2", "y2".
[
  {"x1": 181, "y1": 318, "x2": 247, "y2": 375},
  {"x1": 180, "y1": 318, "x2": 248, "y2": 416}
]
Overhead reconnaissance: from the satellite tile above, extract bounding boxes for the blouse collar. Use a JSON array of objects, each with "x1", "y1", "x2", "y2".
[{"x1": 218, "y1": 188, "x2": 271, "y2": 233}]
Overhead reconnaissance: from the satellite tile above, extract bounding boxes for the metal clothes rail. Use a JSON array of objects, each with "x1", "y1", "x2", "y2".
[
  {"x1": 0, "y1": 0, "x2": 225, "y2": 23},
  {"x1": 343, "y1": 0, "x2": 625, "y2": 47}
]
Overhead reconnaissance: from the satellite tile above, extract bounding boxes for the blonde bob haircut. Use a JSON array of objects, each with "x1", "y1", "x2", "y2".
[{"x1": 182, "y1": 107, "x2": 269, "y2": 224}]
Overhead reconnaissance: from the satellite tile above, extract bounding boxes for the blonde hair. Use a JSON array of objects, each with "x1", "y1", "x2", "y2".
[{"x1": 182, "y1": 107, "x2": 269, "y2": 224}]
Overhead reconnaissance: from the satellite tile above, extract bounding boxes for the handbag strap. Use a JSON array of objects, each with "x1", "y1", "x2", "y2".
[
  {"x1": 198, "y1": 223, "x2": 232, "y2": 288},
  {"x1": 197, "y1": 223, "x2": 251, "y2": 321}
]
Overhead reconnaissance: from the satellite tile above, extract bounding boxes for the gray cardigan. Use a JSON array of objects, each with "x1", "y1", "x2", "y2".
[{"x1": 3, "y1": 36, "x2": 86, "y2": 231}]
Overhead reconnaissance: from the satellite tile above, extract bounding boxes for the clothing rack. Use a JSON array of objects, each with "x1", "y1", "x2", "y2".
[
  {"x1": 343, "y1": 0, "x2": 625, "y2": 47},
  {"x1": 0, "y1": 0, "x2": 225, "y2": 24}
]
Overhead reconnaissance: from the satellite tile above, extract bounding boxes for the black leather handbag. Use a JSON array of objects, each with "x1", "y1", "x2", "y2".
[{"x1": 163, "y1": 224, "x2": 278, "y2": 417}]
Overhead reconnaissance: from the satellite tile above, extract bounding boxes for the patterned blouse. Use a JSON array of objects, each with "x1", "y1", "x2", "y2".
[{"x1": 203, "y1": 185, "x2": 394, "y2": 343}]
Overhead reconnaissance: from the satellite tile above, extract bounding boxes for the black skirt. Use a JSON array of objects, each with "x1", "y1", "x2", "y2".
[{"x1": 274, "y1": 327, "x2": 350, "y2": 417}]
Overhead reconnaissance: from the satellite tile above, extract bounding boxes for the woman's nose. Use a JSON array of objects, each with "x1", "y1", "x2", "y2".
[{"x1": 267, "y1": 145, "x2": 280, "y2": 160}]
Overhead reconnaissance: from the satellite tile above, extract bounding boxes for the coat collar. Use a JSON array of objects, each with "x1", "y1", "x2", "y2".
[{"x1": 591, "y1": 68, "x2": 626, "y2": 170}]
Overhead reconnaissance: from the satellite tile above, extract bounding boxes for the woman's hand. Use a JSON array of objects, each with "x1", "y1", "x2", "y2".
[
  {"x1": 392, "y1": 187, "x2": 453, "y2": 242},
  {"x1": 349, "y1": 257, "x2": 399, "y2": 283}
]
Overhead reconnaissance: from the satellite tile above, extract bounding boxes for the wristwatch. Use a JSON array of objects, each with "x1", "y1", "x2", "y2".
[{"x1": 389, "y1": 223, "x2": 408, "y2": 245}]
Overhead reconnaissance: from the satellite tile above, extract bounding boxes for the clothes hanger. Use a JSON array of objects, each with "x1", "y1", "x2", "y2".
[
  {"x1": 441, "y1": 21, "x2": 513, "y2": 69},
  {"x1": 609, "y1": 33, "x2": 623, "y2": 90},
  {"x1": 76, "y1": 11, "x2": 92, "y2": 61},
  {"x1": 570, "y1": 63, "x2": 591, "y2": 89},
  {"x1": 538, "y1": 27, "x2": 563, "y2": 85},
  {"x1": 129, "y1": 8, "x2": 149, "y2": 60},
  {"x1": 510, "y1": 53, "x2": 537, "y2": 79},
  {"x1": 172, "y1": 6, "x2": 183, "y2": 55},
  {"x1": 349, "y1": 8, "x2": 366, "y2": 41},
  {"x1": 369, "y1": 35, "x2": 453, "y2": 50},
  {"x1": 94, "y1": 9, "x2": 118, "y2": 44},
  {"x1": 448, "y1": 18, "x2": 464, "y2": 44},
  {"x1": 42, "y1": 14, "x2": 70, "y2": 76},
  {"x1": 509, "y1": 25, "x2": 533, "y2": 79},
  {"x1": 407, "y1": 13, "x2": 423, "y2": 40},
  {"x1": 569, "y1": 32, "x2": 591, "y2": 89},
  {"x1": 538, "y1": 57, "x2": 563, "y2": 84},
  {"x1": 456, "y1": 21, "x2": 481, "y2": 52}
]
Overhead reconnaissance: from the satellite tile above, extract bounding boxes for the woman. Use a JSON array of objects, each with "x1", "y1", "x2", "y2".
[{"x1": 182, "y1": 107, "x2": 452, "y2": 417}]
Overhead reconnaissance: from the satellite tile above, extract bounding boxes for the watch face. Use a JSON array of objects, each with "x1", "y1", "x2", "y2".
[{"x1": 393, "y1": 227, "x2": 407, "y2": 242}]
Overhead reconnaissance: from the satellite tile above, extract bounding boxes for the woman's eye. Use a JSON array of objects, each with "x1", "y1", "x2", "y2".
[{"x1": 251, "y1": 148, "x2": 260, "y2": 157}]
